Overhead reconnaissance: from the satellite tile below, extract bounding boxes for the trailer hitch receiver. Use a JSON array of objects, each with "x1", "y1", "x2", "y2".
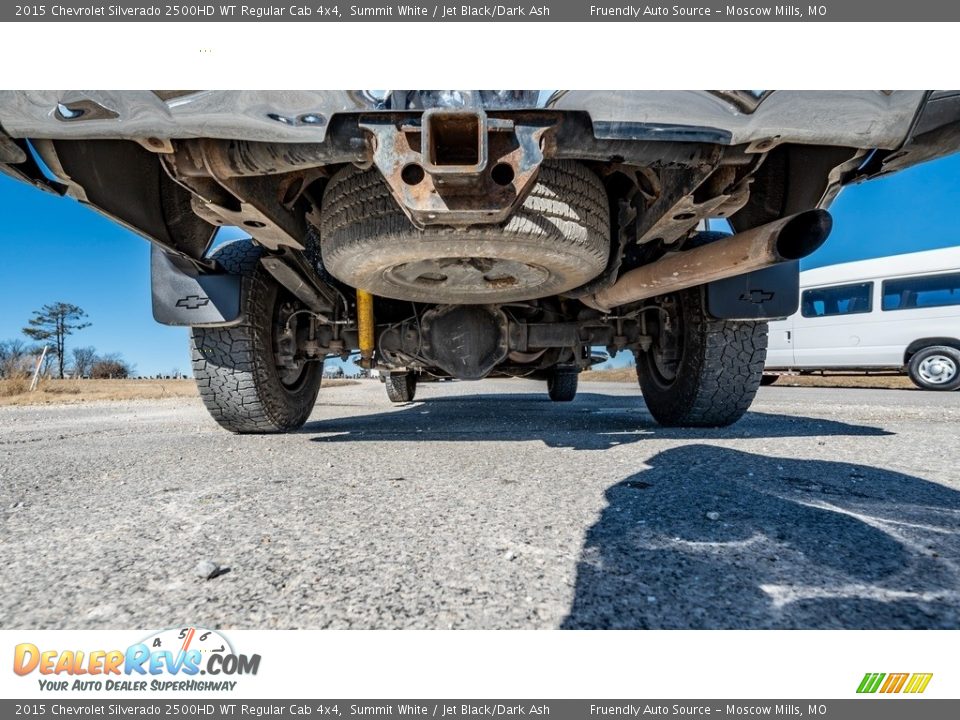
[{"x1": 360, "y1": 109, "x2": 552, "y2": 228}]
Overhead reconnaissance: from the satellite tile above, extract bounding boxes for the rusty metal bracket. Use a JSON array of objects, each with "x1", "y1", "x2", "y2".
[
  {"x1": 360, "y1": 109, "x2": 554, "y2": 228},
  {"x1": 169, "y1": 146, "x2": 314, "y2": 251},
  {"x1": 633, "y1": 156, "x2": 749, "y2": 248}
]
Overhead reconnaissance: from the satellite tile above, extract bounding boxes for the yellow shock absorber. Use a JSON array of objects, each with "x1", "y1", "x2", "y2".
[{"x1": 357, "y1": 289, "x2": 375, "y2": 367}]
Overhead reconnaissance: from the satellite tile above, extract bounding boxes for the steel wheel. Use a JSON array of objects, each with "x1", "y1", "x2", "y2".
[{"x1": 908, "y1": 346, "x2": 960, "y2": 391}]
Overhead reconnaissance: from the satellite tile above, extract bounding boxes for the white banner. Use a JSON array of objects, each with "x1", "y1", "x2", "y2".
[{"x1": 1, "y1": 629, "x2": 954, "y2": 699}]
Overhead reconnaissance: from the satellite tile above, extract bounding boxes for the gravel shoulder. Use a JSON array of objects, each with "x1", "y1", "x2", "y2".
[{"x1": 0, "y1": 379, "x2": 957, "y2": 630}]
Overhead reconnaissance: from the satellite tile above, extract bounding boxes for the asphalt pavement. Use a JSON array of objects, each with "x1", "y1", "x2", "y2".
[{"x1": 1, "y1": 379, "x2": 958, "y2": 629}]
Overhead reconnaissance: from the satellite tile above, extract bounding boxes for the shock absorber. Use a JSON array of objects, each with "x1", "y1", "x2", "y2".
[{"x1": 357, "y1": 289, "x2": 375, "y2": 367}]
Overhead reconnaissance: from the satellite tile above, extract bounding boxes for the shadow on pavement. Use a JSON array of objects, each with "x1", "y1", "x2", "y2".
[
  {"x1": 561, "y1": 445, "x2": 960, "y2": 629},
  {"x1": 305, "y1": 392, "x2": 892, "y2": 450}
]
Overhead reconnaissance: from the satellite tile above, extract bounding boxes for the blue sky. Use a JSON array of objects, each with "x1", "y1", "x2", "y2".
[{"x1": 1, "y1": 153, "x2": 959, "y2": 376}]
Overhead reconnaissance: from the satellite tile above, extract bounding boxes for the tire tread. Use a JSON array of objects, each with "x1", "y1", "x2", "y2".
[
  {"x1": 190, "y1": 240, "x2": 323, "y2": 433},
  {"x1": 638, "y1": 288, "x2": 766, "y2": 427},
  {"x1": 320, "y1": 161, "x2": 610, "y2": 303}
]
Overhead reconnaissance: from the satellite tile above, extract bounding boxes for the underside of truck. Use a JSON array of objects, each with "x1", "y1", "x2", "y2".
[{"x1": 2, "y1": 90, "x2": 958, "y2": 432}]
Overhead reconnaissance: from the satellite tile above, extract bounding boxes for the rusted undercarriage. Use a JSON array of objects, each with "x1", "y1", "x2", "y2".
[
  {"x1": 0, "y1": 106, "x2": 907, "y2": 379},
  {"x1": 2, "y1": 90, "x2": 959, "y2": 431},
  {"x1": 136, "y1": 111, "x2": 809, "y2": 374}
]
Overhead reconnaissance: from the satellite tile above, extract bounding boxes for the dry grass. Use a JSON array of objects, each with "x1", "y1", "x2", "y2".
[
  {"x1": 580, "y1": 366, "x2": 916, "y2": 390},
  {"x1": 761, "y1": 373, "x2": 916, "y2": 390},
  {"x1": 580, "y1": 368, "x2": 639, "y2": 384},
  {"x1": 322, "y1": 379, "x2": 359, "y2": 388},
  {"x1": 0, "y1": 376, "x2": 30, "y2": 397},
  {"x1": 0, "y1": 378, "x2": 199, "y2": 406},
  {"x1": 0, "y1": 377, "x2": 360, "y2": 407}
]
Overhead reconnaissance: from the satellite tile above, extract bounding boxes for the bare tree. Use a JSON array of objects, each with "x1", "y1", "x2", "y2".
[
  {"x1": 91, "y1": 353, "x2": 133, "y2": 379},
  {"x1": 0, "y1": 339, "x2": 28, "y2": 378},
  {"x1": 71, "y1": 346, "x2": 98, "y2": 378},
  {"x1": 22, "y1": 302, "x2": 91, "y2": 379}
]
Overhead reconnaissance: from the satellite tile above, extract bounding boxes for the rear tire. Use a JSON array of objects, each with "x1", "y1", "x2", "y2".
[
  {"x1": 907, "y1": 346, "x2": 960, "y2": 391},
  {"x1": 385, "y1": 373, "x2": 417, "y2": 402},
  {"x1": 190, "y1": 240, "x2": 323, "y2": 433},
  {"x1": 547, "y1": 368, "x2": 579, "y2": 402},
  {"x1": 636, "y1": 288, "x2": 767, "y2": 427}
]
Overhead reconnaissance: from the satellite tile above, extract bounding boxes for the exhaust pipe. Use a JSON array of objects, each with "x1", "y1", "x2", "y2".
[{"x1": 584, "y1": 209, "x2": 832, "y2": 312}]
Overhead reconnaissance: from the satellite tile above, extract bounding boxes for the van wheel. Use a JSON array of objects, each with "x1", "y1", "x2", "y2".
[
  {"x1": 385, "y1": 373, "x2": 417, "y2": 402},
  {"x1": 907, "y1": 346, "x2": 960, "y2": 391},
  {"x1": 636, "y1": 288, "x2": 767, "y2": 427}
]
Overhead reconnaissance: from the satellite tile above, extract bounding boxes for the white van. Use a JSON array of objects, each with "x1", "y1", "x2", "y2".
[{"x1": 765, "y1": 246, "x2": 960, "y2": 390}]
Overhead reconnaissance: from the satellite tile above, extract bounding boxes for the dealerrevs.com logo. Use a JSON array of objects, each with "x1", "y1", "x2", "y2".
[
  {"x1": 13, "y1": 627, "x2": 260, "y2": 692},
  {"x1": 857, "y1": 672, "x2": 933, "y2": 694}
]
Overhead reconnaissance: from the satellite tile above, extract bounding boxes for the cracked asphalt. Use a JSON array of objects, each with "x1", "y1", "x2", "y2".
[{"x1": 0, "y1": 379, "x2": 958, "y2": 629}]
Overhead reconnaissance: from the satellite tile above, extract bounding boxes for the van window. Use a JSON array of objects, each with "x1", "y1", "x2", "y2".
[
  {"x1": 800, "y1": 283, "x2": 873, "y2": 318},
  {"x1": 882, "y1": 272, "x2": 960, "y2": 311}
]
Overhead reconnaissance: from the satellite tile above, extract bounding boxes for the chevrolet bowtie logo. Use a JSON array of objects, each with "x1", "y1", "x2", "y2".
[
  {"x1": 739, "y1": 289, "x2": 775, "y2": 303},
  {"x1": 175, "y1": 295, "x2": 210, "y2": 310}
]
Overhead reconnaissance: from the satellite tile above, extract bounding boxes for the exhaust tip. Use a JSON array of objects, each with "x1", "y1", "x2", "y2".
[{"x1": 775, "y1": 209, "x2": 833, "y2": 261}]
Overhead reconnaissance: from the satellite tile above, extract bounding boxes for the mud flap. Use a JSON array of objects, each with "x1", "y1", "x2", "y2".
[
  {"x1": 705, "y1": 261, "x2": 799, "y2": 320},
  {"x1": 150, "y1": 245, "x2": 243, "y2": 327}
]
